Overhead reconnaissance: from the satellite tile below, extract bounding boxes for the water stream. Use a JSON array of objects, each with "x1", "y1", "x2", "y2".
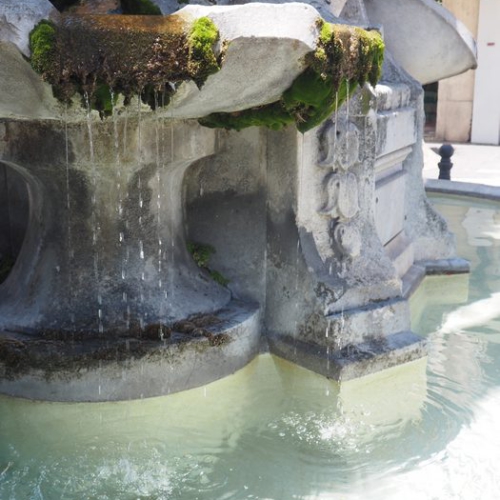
[{"x1": 1, "y1": 196, "x2": 500, "y2": 499}]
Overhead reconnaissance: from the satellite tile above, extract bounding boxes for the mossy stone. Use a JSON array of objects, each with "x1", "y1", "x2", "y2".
[
  {"x1": 199, "y1": 20, "x2": 384, "y2": 133},
  {"x1": 29, "y1": 20, "x2": 58, "y2": 76},
  {"x1": 188, "y1": 17, "x2": 220, "y2": 87}
]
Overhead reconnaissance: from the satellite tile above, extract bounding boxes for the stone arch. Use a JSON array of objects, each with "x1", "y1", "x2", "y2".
[{"x1": 0, "y1": 161, "x2": 36, "y2": 286}]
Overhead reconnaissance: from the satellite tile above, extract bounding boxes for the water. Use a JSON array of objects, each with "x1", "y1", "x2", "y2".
[{"x1": 2, "y1": 194, "x2": 500, "y2": 499}]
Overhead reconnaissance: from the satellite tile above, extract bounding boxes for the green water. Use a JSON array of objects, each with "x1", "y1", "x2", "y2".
[{"x1": 2, "y1": 195, "x2": 500, "y2": 499}]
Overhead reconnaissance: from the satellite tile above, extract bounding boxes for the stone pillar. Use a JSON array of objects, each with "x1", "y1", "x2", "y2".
[{"x1": 0, "y1": 117, "x2": 230, "y2": 333}]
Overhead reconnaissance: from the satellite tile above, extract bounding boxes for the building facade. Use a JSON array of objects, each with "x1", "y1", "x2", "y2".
[{"x1": 436, "y1": 0, "x2": 500, "y2": 144}]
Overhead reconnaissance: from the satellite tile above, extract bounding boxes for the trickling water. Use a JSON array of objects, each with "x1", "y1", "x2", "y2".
[
  {"x1": 345, "y1": 80, "x2": 350, "y2": 161},
  {"x1": 136, "y1": 93, "x2": 146, "y2": 328},
  {"x1": 63, "y1": 104, "x2": 76, "y2": 330},
  {"x1": 333, "y1": 90, "x2": 339, "y2": 158},
  {"x1": 154, "y1": 90, "x2": 167, "y2": 328},
  {"x1": 84, "y1": 91, "x2": 104, "y2": 334}
]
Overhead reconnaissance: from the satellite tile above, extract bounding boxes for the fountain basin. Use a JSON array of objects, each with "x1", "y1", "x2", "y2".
[
  {"x1": 0, "y1": 189, "x2": 498, "y2": 497},
  {"x1": 0, "y1": 2, "x2": 475, "y2": 400}
]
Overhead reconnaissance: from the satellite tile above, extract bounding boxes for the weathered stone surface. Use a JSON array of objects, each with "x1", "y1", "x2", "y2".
[
  {"x1": 167, "y1": 3, "x2": 320, "y2": 118},
  {"x1": 153, "y1": 0, "x2": 345, "y2": 21},
  {"x1": 0, "y1": 42, "x2": 59, "y2": 119},
  {"x1": 0, "y1": 301, "x2": 260, "y2": 402},
  {"x1": 365, "y1": 0, "x2": 477, "y2": 84},
  {"x1": 0, "y1": 0, "x2": 58, "y2": 56}
]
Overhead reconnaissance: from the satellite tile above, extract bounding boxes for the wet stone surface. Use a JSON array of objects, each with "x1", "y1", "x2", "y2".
[{"x1": 0, "y1": 311, "x2": 231, "y2": 379}]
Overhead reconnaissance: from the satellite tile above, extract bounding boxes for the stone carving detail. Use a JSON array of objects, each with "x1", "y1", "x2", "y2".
[
  {"x1": 318, "y1": 119, "x2": 360, "y2": 171},
  {"x1": 317, "y1": 118, "x2": 361, "y2": 259},
  {"x1": 334, "y1": 223, "x2": 361, "y2": 258},
  {"x1": 320, "y1": 172, "x2": 359, "y2": 220}
]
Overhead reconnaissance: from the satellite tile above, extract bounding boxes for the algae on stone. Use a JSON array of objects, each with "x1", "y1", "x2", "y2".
[{"x1": 187, "y1": 241, "x2": 229, "y2": 286}]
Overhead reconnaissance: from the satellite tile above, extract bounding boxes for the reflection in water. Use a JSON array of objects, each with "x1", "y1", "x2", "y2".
[{"x1": 2, "y1": 195, "x2": 500, "y2": 499}]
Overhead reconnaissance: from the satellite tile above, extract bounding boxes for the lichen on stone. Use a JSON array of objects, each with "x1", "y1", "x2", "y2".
[{"x1": 199, "y1": 20, "x2": 384, "y2": 133}]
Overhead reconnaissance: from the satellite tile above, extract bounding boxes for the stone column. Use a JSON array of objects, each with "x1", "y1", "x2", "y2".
[{"x1": 0, "y1": 117, "x2": 230, "y2": 333}]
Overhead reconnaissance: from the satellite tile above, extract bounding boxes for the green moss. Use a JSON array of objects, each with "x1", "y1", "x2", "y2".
[
  {"x1": 187, "y1": 17, "x2": 220, "y2": 87},
  {"x1": 187, "y1": 241, "x2": 229, "y2": 287},
  {"x1": 120, "y1": 0, "x2": 162, "y2": 15},
  {"x1": 199, "y1": 20, "x2": 384, "y2": 133},
  {"x1": 29, "y1": 20, "x2": 58, "y2": 77},
  {"x1": 187, "y1": 241, "x2": 214, "y2": 268},
  {"x1": 209, "y1": 270, "x2": 230, "y2": 287},
  {"x1": 29, "y1": 14, "x2": 220, "y2": 109},
  {"x1": 199, "y1": 102, "x2": 294, "y2": 131},
  {"x1": 90, "y1": 84, "x2": 118, "y2": 117},
  {"x1": 0, "y1": 255, "x2": 15, "y2": 285}
]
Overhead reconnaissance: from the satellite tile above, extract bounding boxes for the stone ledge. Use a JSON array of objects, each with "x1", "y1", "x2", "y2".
[
  {"x1": 402, "y1": 258, "x2": 470, "y2": 299},
  {"x1": 0, "y1": 300, "x2": 260, "y2": 401},
  {"x1": 425, "y1": 179, "x2": 500, "y2": 202},
  {"x1": 268, "y1": 330, "x2": 426, "y2": 382}
]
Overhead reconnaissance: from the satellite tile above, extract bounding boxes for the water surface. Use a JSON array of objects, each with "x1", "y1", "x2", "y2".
[{"x1": 2, "y1": 194, "x2": 500, "y2": 499}]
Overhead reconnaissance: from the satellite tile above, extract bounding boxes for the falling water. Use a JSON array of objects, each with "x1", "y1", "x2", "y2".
[
  {"x1": 84, "y1": 91, "x2": 104, "y2": 334},
  {"x1": 165, "y1": 117, "x2": 175, "y2": 309},
  {"x1": 63, "y1": 104, "x2": 76, "y2": 330},
  {"x1": 293, "y1": 132, "x2": 307, "y2": 356},
  {"x1": 333, "y1": 90, "x2": 339, "y2": 159},
  {"x1": 111, "y1": 89, "x2": 129, "y2": 330},
  {"x1": 325, "y1": 320, "x2": 331, "y2": 381},
  {"x1": 136, "y1": 93, "x2": 145, "y2": 330},
  {"x1": 345, "y1": 80, "x2": 350, "y2": 160},
  {"x1": 154, "y1": 91, "x2": 167, "y2": 334}
]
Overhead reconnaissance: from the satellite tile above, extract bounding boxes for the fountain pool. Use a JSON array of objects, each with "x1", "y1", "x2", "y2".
[{"x1": 1, "y1": 192, "x2": 500, "y2": 499}]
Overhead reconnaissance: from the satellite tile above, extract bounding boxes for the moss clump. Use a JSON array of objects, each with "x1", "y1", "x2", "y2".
[
  {"x1": 187, "y1": 17, "x2": 220, "y2": 87},
  {"x1": 187, "y1": 241, "x2": 229, "y2": 286},
  {"x1": 29, "y1": 20, "x2": 58, "y2": 77},
  {"x1": 120, "y1": 0, "x2": 162, "y2": 15},
  {"x1": 200, "y1": 101, "x2": 294, "y2": 131},
  {"x1": 200, "y1": 20, "x2": 384, "y2": 133},
  {"x1": 0, "y1": 255, "x2": 15, "y2": 284},
  {"x1": 29, "y1": 14, "x2": 220, "y2": 109}
]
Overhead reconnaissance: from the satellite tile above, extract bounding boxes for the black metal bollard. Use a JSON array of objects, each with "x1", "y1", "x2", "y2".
[{"x1": 438, "y1": 143, "x2": 454, "y2": 180}]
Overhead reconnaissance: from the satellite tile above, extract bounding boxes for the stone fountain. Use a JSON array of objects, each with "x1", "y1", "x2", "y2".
[{"x1": 0, "y1": 0, "x2": 476, "y2": 401}]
